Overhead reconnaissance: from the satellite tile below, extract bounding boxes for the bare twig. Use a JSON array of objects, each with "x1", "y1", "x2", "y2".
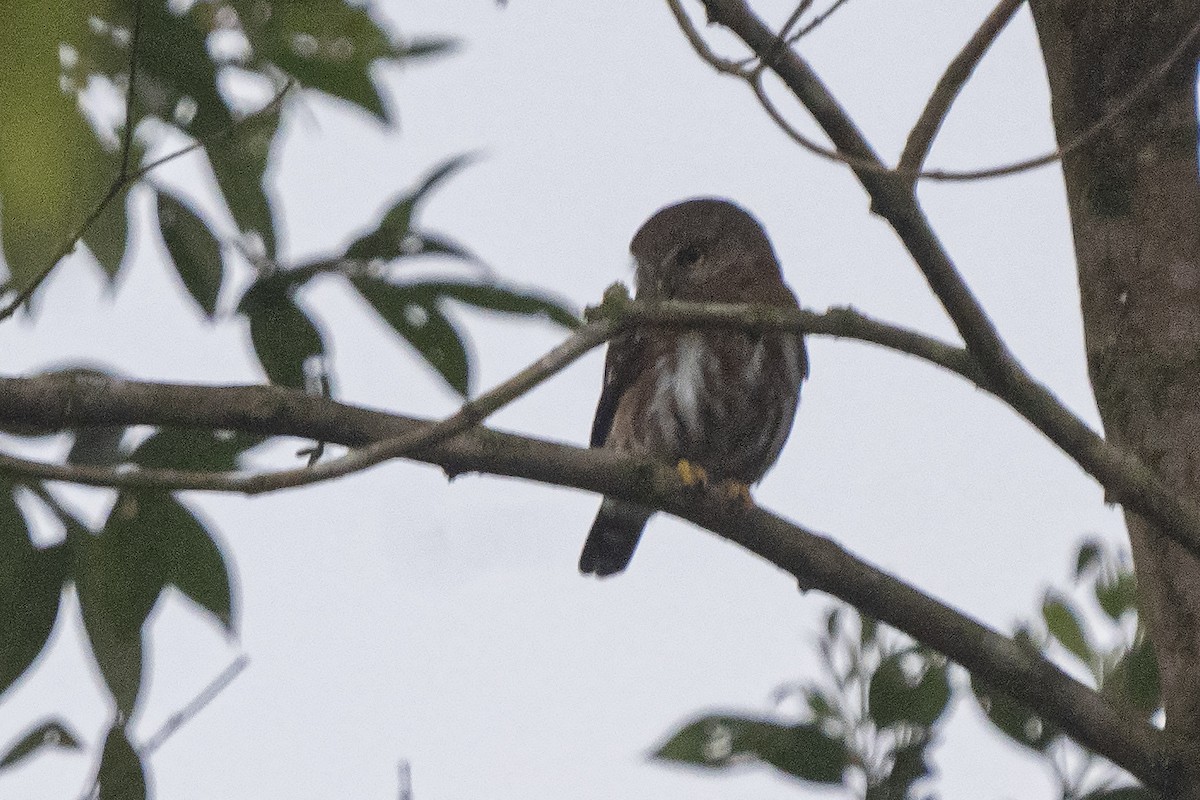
[
  {"x1": 141, "y1": 656, "x2": 249, "y2": 754},
  {"x1": 0, "y1": 81, "x2": 294, "y2": 323},
  {"x1": 675, "y1": 0, "x2": 1200, "y2": 183},
  {"x1": 897, "y1": 0, "x2": 1025, "y2": 180},
  {"x1": 788, "y1": 0, "x2": 852, "y2": 40},
  {"x1": 779, "y1": 1, "x2": 817, "y2": 42},
  {"x1": 665, "y1": 0, "x2": 752, "y2": 77},
  {"x1": 0, "y1": 372, "x2": 1169, "y2": 789}
]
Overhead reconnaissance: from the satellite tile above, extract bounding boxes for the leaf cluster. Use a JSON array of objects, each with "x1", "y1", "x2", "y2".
[{"x1": 655, "y1": 607, "x2": 953, "y2": 799}]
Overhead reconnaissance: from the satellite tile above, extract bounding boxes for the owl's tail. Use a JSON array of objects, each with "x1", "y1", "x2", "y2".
[{"x1": 579, "y1": 498, "x2": 654, "y2": 577}]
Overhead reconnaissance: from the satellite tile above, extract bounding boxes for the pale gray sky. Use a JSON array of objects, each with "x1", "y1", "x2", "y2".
[{"x1": 1, "y1": 1, "x2": 1128, "y2": 798}]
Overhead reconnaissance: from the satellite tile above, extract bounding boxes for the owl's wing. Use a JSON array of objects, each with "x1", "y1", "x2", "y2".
[{"x1": 590, "y1": 330, "x2": 645, "y2": 448}]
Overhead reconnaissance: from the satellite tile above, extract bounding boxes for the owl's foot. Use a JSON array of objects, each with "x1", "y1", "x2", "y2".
[
  {"x1": 715, "y1": 479, "x2": 755, "y2": 510},
  {"x1": 675, "y1": 459, "x2": 710, "y2": 489}
]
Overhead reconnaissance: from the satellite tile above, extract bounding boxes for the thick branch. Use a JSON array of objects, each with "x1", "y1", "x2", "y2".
[{"x1": 0, "y1": 374, "x2": 1167, "y2": 787}]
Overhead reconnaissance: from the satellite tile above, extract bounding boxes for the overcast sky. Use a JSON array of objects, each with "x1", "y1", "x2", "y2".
[{"x1": 0, "y1": 1, "x2": 1132, "y2": 798}]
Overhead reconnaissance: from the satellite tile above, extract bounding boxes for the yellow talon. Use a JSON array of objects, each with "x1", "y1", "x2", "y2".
[
  {"x1": 676, "y1": 459, "x2": 709, "y2": 488},
  {"x1": 717, "y1": 479, "x2": 754, "y2": 509}
]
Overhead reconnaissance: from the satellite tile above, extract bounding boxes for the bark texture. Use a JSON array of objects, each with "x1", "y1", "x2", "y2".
[{"x1": 1030, "y1": 0, "x2": 1200, "y2": 785}]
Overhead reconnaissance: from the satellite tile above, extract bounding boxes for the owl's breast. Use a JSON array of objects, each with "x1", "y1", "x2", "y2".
[{"x1": 622, "y1": 329, "x2": 802, "y2": 481}]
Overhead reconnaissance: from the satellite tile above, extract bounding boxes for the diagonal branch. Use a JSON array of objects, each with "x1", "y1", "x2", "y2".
[
  {"x1": 676, "y1": 0, "x2": 1199, "y2": 183},
  {"x1": 0, "y1": 373, "x2": 1169, "y2": 788},
  {"x1": 897, "y1": 0, "x2": 1025, "y2": 181},
  {"x1": 701, "y1": 0, "x2": 1015, "y2": 382}
]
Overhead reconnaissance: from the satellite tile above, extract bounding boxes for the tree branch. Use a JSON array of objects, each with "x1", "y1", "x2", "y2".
[
  {"x1": 5, "y1": 300, "x2": 1200, "y2": 565},
  {"x1": 0, "y1": 373, "x2": 1168, "y2": 788},
  {"x1": 700, "y1": 0, "x2": 1018, "y2": 384},
  {"x1": 676, "y1": 0, "x2": 1199, "y2": 183},
  {"x1": 897, "y1": 0, "x2": 1025, "y2": 181}
]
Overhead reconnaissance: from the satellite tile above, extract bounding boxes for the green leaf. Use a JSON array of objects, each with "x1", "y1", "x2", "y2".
[
  {"x1": 0, "y1": 485, "x2": 66, "y2": 698},
  {"x1": 354, "y1": 279, "x2": 470, "y2": 396},
  {"x1": 205, "y1": 104, "x2": 280, "y2": 259},
  {"x1": 131, "y1": 1, "x2": 279, "y2": 256},
  {"x1": 236, "y1": 0, "x2": 400, "y2": 122},
  {"x1": 1096, "y1": 571, "x2": 1138, "y2": 621},
  {"x1": 157, "y1": 190, "x2": 224, "y2": 318},
  {"x1": 859, "y1": 614, "x2": 879, "y2": 648},
  {"x1": 97, "y1": 723, "x2": 147, "y2": 800},
  {"x1": 241, "y1": 282, "x2": 325, "y2": 389},
  {"x1": 1042, "y1": 592, "x2": 1093, "y2": 666},
  {"x1": 0, "y1": 3, "x2": 125, "y2": 292},
  {"x1": 868, "y1": 651, "x2": 952, "y2": 729},
  {"x1": 149, "y1": 494, "x2": 235, "y2": 632},
  {"x1": 654, "y1": 716, "x2": 846, "y2": 784},
  {"x1": 971, "y1": 675, "x2": 1059, "y2": 751},
  {"x1": 872, "y1": 738, "x2": 933, "y2": 798},
  {"x1": 410, "y1": 232, "x2": 475, "y2": 262},
  {"x1": 1106, "y1": 636, "x2": 1160, "y2": 715},
  {"x1": 0, "y1": 720, "x2": 81, "y2": 770},
  {"x1": 81, "y1": 187, "x2": 132, "y2": 280},
  {"x1": 824, "y1": 607, "x2": 842, "y2": 638},
  {"x1": 129, "y1": 428, "x2": 263, "y2": 472},
  {"x1": 68, "y1": 426, "x2": 129, "y2": 466},
  {"x1": 75, "y1": 493, "x2": 172, "y2": 715},
  {"x1": 77, "y1": 492, "x2": 235, "y2": 705},
  {"x1": 399, "y1": 36, "x2": 459, "y2": 60},
  {"x1": 426, "y1": 282, "x2": 580, "y2": 329},
  {"x1": 345, "y1": 154, "x2": 474, "y2": 262},
  {"x1": 806, "y1": 688, "x2": 837, "y2": 722},
  {"x1": 1074, "y1": 538, "x2": 1104, "y2": 579}
]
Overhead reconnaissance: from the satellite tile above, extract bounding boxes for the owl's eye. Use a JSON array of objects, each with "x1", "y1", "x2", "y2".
[{"x1": 676, "y1": 244, "x2": 704, "y2": 267}]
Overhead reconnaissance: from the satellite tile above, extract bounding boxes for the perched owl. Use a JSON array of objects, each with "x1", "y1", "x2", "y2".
[{"x1": 579, "y1": 198, "x2": 808, "y2": 576}]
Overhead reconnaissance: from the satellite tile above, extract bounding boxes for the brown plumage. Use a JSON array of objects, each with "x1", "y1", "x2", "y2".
[{"x1": 579, "y1": 198, "x2": 808, "y2": 576}]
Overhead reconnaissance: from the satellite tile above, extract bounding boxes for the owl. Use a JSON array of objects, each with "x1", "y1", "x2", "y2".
[{"x1": 579, "y1": 198, "x2": 808, "y2": 576}]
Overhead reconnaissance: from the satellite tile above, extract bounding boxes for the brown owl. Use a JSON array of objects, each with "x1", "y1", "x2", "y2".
[{"x1": 579, "y1": 198, "x2": 808, "y2": 576}]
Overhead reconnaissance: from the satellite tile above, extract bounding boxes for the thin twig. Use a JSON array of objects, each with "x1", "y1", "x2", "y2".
[
  {"x1": 677, "y1": 0, "x2": 1200, "y2": 183},
  {"x1": 788, "y1": 0, "x2": 852, "y2": 40},
  {"x1": 897, "y1": 0, "x2": 1025, "y2": 181},
  {"x1": 141, "y1": 656, "x2": 249, "y2": 753},
  {"x1": 779, "y1": 1, "x2": 817, "y2": 42},
  {"x1": 0, "y1": 81, "x2": 294, "y2": 323},
  {"x1": 665, "y1": 0, "x2": 754, "y2": 77},
  {"x1": 750, "y1": 70, "x2": 844, "y2": 163},
  {"x1": 118, "y1": 0, "x2": 144, "y2": 181}
]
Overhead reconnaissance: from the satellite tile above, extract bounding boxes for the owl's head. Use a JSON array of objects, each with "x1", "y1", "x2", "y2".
[{"x1": 629, "y1": 198, "x2": 784, "y2": 302}]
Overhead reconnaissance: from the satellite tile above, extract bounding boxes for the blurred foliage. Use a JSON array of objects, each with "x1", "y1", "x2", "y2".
[
  {"x1": 0, "y1": 476, "x2": 230, "y2": 797},
  {"x1": 0, "y1": 3, "x2": 576, "y2": 796},
  {"x1": 972, "y1": 538, "x2": 1158, "y2": 800},
  {"x1": 0, "y1": 0, "x2": 576, "y2": 395},
  {"x1": 656, "y1": 607, "x2": 952, "y2": 798},
  {"x1": 657, "y1": 539, "x2": 1158, "y2": 799}
]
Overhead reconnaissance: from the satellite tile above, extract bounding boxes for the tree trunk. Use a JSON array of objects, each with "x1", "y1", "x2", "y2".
[{"x1": 1029, "y1": 0, "x2": 1200, "y2": 790}]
